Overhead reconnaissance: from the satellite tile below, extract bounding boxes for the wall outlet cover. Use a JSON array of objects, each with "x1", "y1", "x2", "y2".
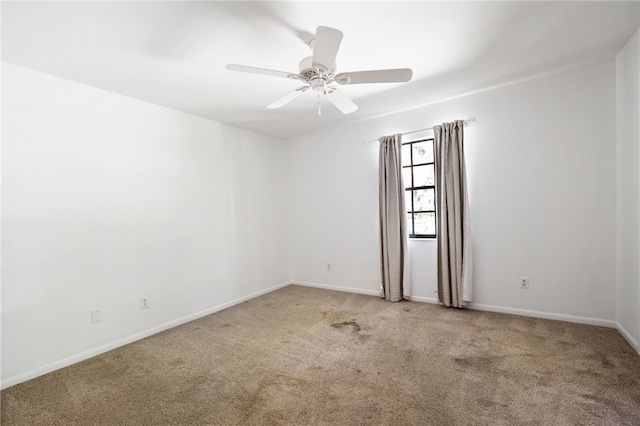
[{"x1": 91, "y1": 308, "x2": 103, "y2": 323}]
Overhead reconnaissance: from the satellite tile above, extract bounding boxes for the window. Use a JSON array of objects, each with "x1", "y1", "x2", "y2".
[{"x1": 402, "y1": 138, "x2": 436, "y2": 238}]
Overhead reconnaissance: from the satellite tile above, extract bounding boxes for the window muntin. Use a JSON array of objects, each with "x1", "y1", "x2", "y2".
[{"x1": 402, "y1": 138, "x2": 436, "y2": 238}]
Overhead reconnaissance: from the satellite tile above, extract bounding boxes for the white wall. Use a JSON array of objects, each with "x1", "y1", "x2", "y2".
[
  {"x1": 1, "y1": 63, "x2": 291, "y2": 387},
  {"x1": 616, "y1": 29, "x2": 640, "y2": 353},
  {"x1": 287, "y1": 60, "x2": 618, "y2": 325}
]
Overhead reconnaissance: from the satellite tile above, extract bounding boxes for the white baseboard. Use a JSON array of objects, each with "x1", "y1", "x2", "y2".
[
  {"x1": 1, "y1": 280, "x2": 292, "y2": 390},
  {"x1": 465, "y1": 302, "x2": 618, "y2": 329},
  {"x1": 405, "y1": 295, "x2": 440, "y2": 304},
  {"x1": 293, "y1": 280, "x2": 381, "y2": 297},
  {"x1": 616, "y1": 322, "x2": 640, "y2": 355},
  {"x1": 402, "y1": 295, "x2": 619, "y2": 331},
  {"x1": 293, "y1": 282, "x2": 618, "y2": 328}
]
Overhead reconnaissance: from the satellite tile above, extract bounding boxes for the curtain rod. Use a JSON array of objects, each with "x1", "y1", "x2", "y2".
[{"x1": 363, "y1": 117, "x2": 475, "y2": 145}]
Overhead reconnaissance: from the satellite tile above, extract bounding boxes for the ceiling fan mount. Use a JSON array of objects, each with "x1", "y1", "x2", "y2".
[{"x1": 226, "y1": 26, "x2": 413, "y2": 115}]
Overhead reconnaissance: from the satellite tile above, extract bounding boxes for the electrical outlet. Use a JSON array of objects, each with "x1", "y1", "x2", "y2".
[
  {"x1": 91, "y1": 308, "x2": 103, "y2": 323},
  {"x1": 140, "y1": 297, "x2": 150, "y2": 309},
  {"x1": 520, "y1": 277, "x2": 529, "y2": 289},
  {"x1": 327, "y1": 263, "x2": 332, "y2": 272}
]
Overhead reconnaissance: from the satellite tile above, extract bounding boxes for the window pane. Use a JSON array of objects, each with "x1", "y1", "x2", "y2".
[
  {"x1": 412, "y1": 140, "x2": 433, "y2": 164},
  {"x1": 401, "y1": 144, "x2": 411, "y2": 166},
  {"x1": 413, "y1": 188, "x2": 435, "y2": 211},
  {"x1": 413, "y1": 164, "x2": 434, "y2": 187},
  {"x1": 402, "y1": 167, "x2": 412, "y2": 188},
  {"x1": 404, "y1": 190, "x2": 413, "y2": 212},
  {"x1": 407, "y1": 213, "x2": 414, "y2": 235},
  {"x1": 414, "y1": 212, "x2": 436, "y2": 235}
]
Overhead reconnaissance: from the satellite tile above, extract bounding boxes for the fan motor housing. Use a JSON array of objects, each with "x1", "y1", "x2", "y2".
[{"x1": 299, "y1": 56, "x2": 335, "y2": 80}]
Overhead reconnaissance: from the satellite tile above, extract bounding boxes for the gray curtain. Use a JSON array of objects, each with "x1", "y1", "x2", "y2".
[
  {"x1": 379, "y1": 134, "x2": 407, "y2": 302},
  {"x1": 433, "y1": 121, "x2": 473, "y2": 308}
]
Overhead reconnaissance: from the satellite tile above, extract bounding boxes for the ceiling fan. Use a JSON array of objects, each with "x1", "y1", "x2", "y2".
[{"x1": 226, "y1": 26, "x2": 413, "y2": 115}]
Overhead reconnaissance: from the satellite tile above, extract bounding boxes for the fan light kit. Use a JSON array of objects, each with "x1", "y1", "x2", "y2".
[{"x1": 226, "y1": 26, "x2": 413, "y2": 116}]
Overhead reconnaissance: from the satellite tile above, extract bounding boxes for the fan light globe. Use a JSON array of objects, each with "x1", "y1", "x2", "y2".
[{"x1": 311, "y1": 78, "x2": 326, "y2": 92}]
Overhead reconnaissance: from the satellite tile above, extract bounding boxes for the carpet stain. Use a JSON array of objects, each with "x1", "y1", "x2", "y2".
[
  {"x1": 575, "y1": 368, "x2": 603, "y2": 379},
  {"x1": 453, "y1": 356, "x2": 497, "y2": 369},
  {"x1": 238, "y1": 381, "x2": 268, "y2": 422},
  {"x1": 600, "y1": 354, "x2": 615, "y2": 369},
  {"x1": 617, "y1": 373, "x2": 638, "y2": 387},
  {"x1": 357, "y1": 334, "x2": 371, "y2": 344},
  {"x1": 331, "y1": 321, "x2": 361, "y2": 332},
  {"x1": 478, "y1": 397, "x2": 508, "y2": 409},
  {"x1": 579, "y1": 393, "x2": 610, "y2": 406},
  {"x1": 169, "y1": 358, "x2": 185, "y2": 367}
]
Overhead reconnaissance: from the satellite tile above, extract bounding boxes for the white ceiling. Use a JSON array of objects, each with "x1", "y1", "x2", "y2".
[{"x1": 2, "y1": 1, "x2": 639, "y2": 139}]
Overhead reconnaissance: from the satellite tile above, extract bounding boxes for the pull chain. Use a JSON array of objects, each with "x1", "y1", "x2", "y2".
[{"x1": 317, "y1": 92, "x2": 322, "y2": 116}]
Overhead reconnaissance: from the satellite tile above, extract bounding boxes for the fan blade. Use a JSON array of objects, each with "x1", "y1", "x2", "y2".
[
  {"x1": 334, "y1": 68, "x2": 413, "y2": 85},
  {"x1": 267, "y1": 86, "x2": 310, "y2": 109},
  {"x1": 226, "y1": 64, "x2": 298, "y2": 79},
  {"x1": 325, "y1": 87, "x2": 358, "y2": 114},
  {"x1": 312, "y1": 26, "x2": 343, "y2": 70}
]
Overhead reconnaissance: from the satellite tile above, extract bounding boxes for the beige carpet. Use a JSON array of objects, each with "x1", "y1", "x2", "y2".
[{"x1": 2, "y1": 285, "x2": 640, "y2": 425}]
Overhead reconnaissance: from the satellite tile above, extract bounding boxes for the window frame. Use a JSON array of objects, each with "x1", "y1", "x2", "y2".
[{"x1": 402, "y1": 137, "x2": 436, "y2": 239}]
